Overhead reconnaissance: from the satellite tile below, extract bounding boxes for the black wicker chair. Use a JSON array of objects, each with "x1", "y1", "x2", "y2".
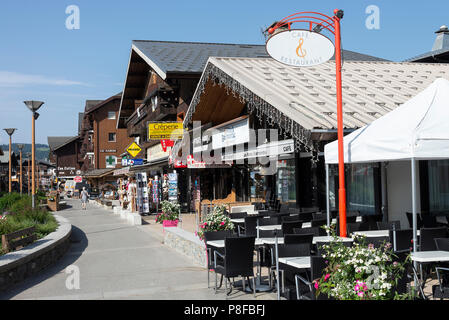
[
  {"x1": 238, "y1": 216, "x2": 258, "y2": 237},
  {"x1": 282, "y1": 221, "x2": 304, "y2": 235},
  {"x1": 377, "y1": 220, "x2": 401, "y2": 231},
  {"x1": 389, "y1": 229, "x2": 413, "y2": 252},
  {"x1": 214, "y1": 236, "x2": 256, "y2": 298},
  {"x1": 311, "y1": 219, "x2": 328, "y2": 228},
  {"x1": 419, "y1": 227, "x2": 448, "y2": 251},
  {"x1": 204, "y1": 230, "x2": 233, "y2": 288},
  {"x1": 284, "y1": 233, "x2": 314, "y2": 246},
  {"x1": 295, "y1": 256, "x2": 329, "y2": 300},
  {"x1": 293, "y1": 227, "x2": 326, "y2": 236},
  {"x1": 270, "y1": 243, "x2": 311, "y2": 295}
]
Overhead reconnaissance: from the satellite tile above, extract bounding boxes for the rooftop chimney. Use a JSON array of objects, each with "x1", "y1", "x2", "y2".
[{"x1": 432, "y1": 25, "x2": 449, "y2": 51}]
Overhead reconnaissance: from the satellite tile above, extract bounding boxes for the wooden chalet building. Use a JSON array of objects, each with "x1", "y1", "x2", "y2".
[
  {"x1": 117, "y1": 40, "x2": 270, "y2": 211},
  {"x1": 48, "y1": 136, "x2": 81, "y2": 179}
]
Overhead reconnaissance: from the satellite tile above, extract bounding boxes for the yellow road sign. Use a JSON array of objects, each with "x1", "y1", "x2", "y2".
[
  {"x1": 126, "y1": 142, "x2": 142, "y2": 158},
  {"x1": 148, "y1": 122, "x2": 184, "y2": 140}
]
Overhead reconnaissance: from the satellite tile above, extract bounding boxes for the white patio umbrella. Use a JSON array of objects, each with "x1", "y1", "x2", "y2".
[{"x1": 324, "y1": 77, "x2": 449, "y2": 254}]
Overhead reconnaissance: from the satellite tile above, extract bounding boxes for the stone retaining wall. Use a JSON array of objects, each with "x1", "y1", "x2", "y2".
[
  {"x1": 163, "y1": 227, "x2": 207, "y2": 268},
  {"x1": 0, "y1": 215, "x2": 72, "y2": 291}
]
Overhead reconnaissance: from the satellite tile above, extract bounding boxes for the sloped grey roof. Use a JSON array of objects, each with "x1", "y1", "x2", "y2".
[
  {"x1": 131, "y1": 40, "x2": 387, "y2": 80},
  {"x1": 85, "y1": 100, "x2": 103, "y2": 112},
  {"x1": 132, "y1": 40, "x2": 269, "y2": 79},
  {"x1": 405, "y1": 48, "x2": 449, "y2": 62},
  {"x1": 47, "y1": 136, "x2": 77, "y2": 151},
  {"x1": 187, "y1": 57, "x2": 449, "y2": 133}
]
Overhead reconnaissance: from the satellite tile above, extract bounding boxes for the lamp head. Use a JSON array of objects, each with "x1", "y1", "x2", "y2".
[
  {"x1": 34, "y1": 112, "x2": 40, "y2": 120},
  {"x1": 3, "y1": 128, "x2": 16, "y2": 136},
  {"x1": 313, "y1": 24, "x2": 323, "y2": 33},
  {"x1": 17, "y1": 144, "x2": 24, "y2": 151},
  {"x1": 334, "y1": 9, "x2": 344, "y2": 19},
  {"x1": 24, "y1": 101, "x2": 44, "y2": 112}
]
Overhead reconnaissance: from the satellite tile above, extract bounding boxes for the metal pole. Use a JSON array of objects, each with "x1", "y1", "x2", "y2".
[
  {"x1": 411, "y1": 158, "x2": 419, "y2": 289},
  {"x1": 326, "y1": 163, "x2": 330, "y2": 231},
  {"x1": 32, "y1": 113, "x2": 36, "y2": 209},
  {"x1": 411, "y1": 158, "x2": 417, "y2": 253},
  {"x1": 27, "y1": 157, "x2": 30, "y2": 195},
  {"x1": 20, "y1": 150, "x2": 22, "y2": 195},
  {"x1": 8, "y1": 135, "x2": 12, "y2": 193},
  {"x1": 275, "y1": 234, "x2": 280, "y2": 300},
  {"x1": 334, "y1": 12, "x2": 347, "y2": 237}
]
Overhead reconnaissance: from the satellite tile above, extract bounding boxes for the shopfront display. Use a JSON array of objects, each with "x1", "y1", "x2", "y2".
[
  {"x1": 127, "y1": 177, "x2": 137, "y2": 212},
  {"x1": 152, "y1": 176, "x2": 160, "y2": 211},
  {"x1": 136, "y1": 172, "x2": 150, "y2": 215},
  {"x1": 168, "y1": 172, "x2": 178, "y2": 202}
]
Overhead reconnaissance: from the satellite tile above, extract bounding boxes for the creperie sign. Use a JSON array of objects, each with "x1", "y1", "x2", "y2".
[{"x1": 148, "y1": 122, "x2": 184, "y2": 140}]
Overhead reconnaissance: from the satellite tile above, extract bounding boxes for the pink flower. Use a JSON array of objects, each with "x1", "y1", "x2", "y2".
[
  {"x1": 220, "y1": 221, "x2": 225, "y2": 226},
  {"x1": 324, "y1": 274, "x2": 330, "y2": 281},
  {"x1": 358, "y1": 291, "x2": 364, "y2": 298},
  {"x1": 354, "y1": 285, "x2": 360, "y2": 292},
  {"x1": 314, "y1": 281, "x2": 319, "y2": 290}
]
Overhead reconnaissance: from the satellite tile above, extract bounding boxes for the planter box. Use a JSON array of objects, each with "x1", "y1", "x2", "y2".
[{"x1": 163, "y1": 220, "x2": 179, "y2": 228}]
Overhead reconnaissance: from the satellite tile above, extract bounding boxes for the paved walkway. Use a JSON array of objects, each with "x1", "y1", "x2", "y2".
[{"x1": 0, "y1": 200, "x2": 276, "y2": 300}]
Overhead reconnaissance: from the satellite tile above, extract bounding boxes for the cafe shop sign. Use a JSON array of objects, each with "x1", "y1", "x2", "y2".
[{"x1": 266, "y1": 29, "x2": 335, "y2": 67}]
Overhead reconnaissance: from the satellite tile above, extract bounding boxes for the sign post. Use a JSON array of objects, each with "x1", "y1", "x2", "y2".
[{"x1": 266, "y1": 9, "x2": 347, "y2": 237}]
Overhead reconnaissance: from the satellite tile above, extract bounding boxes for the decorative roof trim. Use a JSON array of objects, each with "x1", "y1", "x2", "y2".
[{"x1": 185, "y1": 62, "x2": 314, "y2": 152}]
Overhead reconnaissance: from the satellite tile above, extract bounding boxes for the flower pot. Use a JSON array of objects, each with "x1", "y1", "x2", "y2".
[{"x1": 163, "y1": 220, "x2": 179, "y2": 227}]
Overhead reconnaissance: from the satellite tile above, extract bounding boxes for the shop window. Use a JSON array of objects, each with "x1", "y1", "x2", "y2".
[
  {"x1": 428, "y1": 160, "x2": 449, "y2": 213},
  {"x1": 330, "y1": 163, "x2": 377, "y2": 215},
  {"x1": 276, "y1": 159, "x2": 296, "y2": 204},
  {"x1": 250, "y1": 167, "x2": 267, "y2": 201}
]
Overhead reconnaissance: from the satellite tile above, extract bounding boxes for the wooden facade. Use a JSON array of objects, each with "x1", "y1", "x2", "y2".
[{"x1": 81, "y1": 95, "x2": 133, "y2": 170}]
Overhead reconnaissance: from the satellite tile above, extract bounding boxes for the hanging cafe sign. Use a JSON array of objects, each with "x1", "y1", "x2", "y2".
[
  {"x1": 148, "y1": 122, "x2": 184, "y2": 140},
  {"x1": 265, "y1": 10, "x2": 349, "y2": 238},
  {"x1": 266, "y1": 29, "x2": 335, "y2": 67}
]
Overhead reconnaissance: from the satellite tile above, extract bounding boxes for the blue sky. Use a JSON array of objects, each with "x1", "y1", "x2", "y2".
[{"x1": 0, "y1": 0, "x2": 448, "y2": 145}]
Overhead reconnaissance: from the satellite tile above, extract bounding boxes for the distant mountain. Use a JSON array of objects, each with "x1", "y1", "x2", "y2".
[{"x1": 0, "y1": 144, "x2": 50, "y2": 161}]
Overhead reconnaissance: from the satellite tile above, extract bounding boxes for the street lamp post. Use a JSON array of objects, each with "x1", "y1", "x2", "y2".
[
  {"x1": 24, "y1": 101, "x2": 44, "y2": 209},
  {"x1": 17, "y1": 144, "x2": 24, "y2": 195},
  {"x1": 26, "y1": 152, "x2": 31, "y2": 195},
  {"x1": 266, "y1": 9, "x2": 347, "y2": 237},
  {"x1": 3, "y1": 128, "x2": 17, "y2": 193}
]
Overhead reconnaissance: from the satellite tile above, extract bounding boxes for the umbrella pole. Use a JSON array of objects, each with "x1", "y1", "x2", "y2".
[
  {"x1": 326, "y1": 164, "x2": 330, "y2": 233},
  {"x1": 411, "y1": 158, "x2": 419, "y2": 289}
]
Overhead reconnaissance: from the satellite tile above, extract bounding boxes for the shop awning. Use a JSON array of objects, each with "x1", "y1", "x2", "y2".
[
  {"x1": 185, "y1": 57, "x2": 449, "y2": 151},
  {"x1": 324, "y1": 78, "x2": 449, "y2": 164},
  {"x1": 129, "y1": 156, "x2": 168, "y2": 172},
  {"x1": 113, "y1": 167, "x2": 130, "y2": 176},
  {"x1": 83, "y1": 168, "x2": 114, "y2": 178}
]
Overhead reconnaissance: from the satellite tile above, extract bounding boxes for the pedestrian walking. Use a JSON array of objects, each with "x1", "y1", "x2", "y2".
[{"x1": 80, "y1": 187, "x2": 89, "y2": 210}]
